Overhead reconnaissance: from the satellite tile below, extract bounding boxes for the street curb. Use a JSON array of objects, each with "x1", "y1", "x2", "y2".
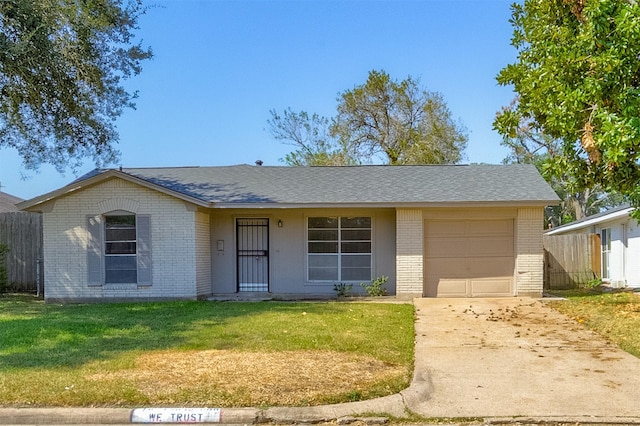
[
  {"x1": 0, "y1": 408, "x2": 262, "y2": 425},
  {"x1": 485, "y1": 416, "x2": 640, "y2": 425},
  {"x1": 0, "y1": 408, "x2": 132, "y2": 424},
  {"x1": 0, "y1": 394, "x2": 407, "y2": 425},
  {"x1": 263, "y1": 394, "x2": 406, "y2": 424},
  {"x1": 3, "y1": 407, "x2": 640, "y2": 425}
]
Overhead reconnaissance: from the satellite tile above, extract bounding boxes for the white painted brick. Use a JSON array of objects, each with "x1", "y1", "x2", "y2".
[
  {"x1": 396, "y1": 209, "x2": 423, "y2": 295},
  {"x1": 43, "y1": 178, "x2": 198, "y2": 301},
  {"x1": 515, "y1": 207, "x2": 545, "y2": 296}
]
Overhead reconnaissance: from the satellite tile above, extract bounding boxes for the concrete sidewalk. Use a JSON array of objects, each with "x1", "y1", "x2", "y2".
[{"x1": 2, "y1": 297, "x2": 640, "y2": 425}]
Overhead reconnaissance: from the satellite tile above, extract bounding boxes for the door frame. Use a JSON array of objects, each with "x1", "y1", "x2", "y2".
[{"x1": 236, "y1": 218, "x2": 270, "y2": 292}]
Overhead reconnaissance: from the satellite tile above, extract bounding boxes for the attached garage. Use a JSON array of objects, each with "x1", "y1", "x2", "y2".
[{"x1": 424, "y1": 218, "x2": 515, "y2": 297}]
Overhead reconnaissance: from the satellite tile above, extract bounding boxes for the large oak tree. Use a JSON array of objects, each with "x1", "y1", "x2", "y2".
[
  {"x1": 494, "y1": 0, "x2": 640, "y2": 216},
  {"x1": 0, "y1": 0, "x2": 152, "y2": 172},
  {"x1": 498, "y1": 99, "x2": 624, "y2": 227},
  {"x1": 331, "y1": 70, "x2": 467, "y2": 165},
  {"x1": 269, "y1": 70, "x2": 468, "y2": 166}
]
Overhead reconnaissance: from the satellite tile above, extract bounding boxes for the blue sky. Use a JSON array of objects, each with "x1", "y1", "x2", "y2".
[{"x1": 0, "y1": 0, "x2": 518, "y2": 199}]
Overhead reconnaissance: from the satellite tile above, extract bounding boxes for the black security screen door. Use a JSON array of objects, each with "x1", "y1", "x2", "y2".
[{"x1": 236, "y1": 218, "x2": 269, "y2": 292}]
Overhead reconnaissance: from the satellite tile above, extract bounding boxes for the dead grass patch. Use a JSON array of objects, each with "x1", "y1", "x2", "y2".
[
  {"x1": 548, "y1": 290, "x2": 640, "y2": 358},
  {"x1": 88, "y1": 349, "x2": 407, "y2": 406}
]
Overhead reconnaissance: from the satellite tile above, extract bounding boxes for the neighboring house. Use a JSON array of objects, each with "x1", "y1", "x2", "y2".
[
  {"x1": 545, "y1": 205, "x2": 640, "y2": 289},
  {"x1": 0, "y1": 191, "x2": 24, "y2": 212},
  {"x1": 18, "y1": 164, "x2": 559, "y2": 303}
]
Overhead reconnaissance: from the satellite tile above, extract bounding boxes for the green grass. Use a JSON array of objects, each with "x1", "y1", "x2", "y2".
[
  {"x1": 548, "y1": 288, "x2": 640, "y2": 358},
  {"x1": 0, "y1": 294, "x2": 415, "y2": 407}
]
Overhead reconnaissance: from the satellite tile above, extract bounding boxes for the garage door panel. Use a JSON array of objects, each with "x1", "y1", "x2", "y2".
[
  {"x1": 466, "y1": 238, "x2": 514, "y2": 257},
  {"x1": 426, "y1": 237, "x2": 471, "y2": 258},
  {"x1": 427, "y1": 279, "x2": 467, "y2": 297},
  {"x1": 426, "y1": 258, "x2": 468, "y2": 278},
  {"x1": 427, "y1": 258, "x2": 514, "y2": 278},
  {"x1": 467, "y1": 219, "x2": 513, "y2": 236},
  {"x1": 426, "y1": 219, "x2": 513, "y2": 237},
  {"x1": 466, "y1": 257, "x2": 515, "y2": 276},
  {"x1": 427, "y1": 237, "x2": 514, "y2": 258},
  {"x1": 470, "y1": 278, "x2": 513, "y2": 296},
  {"x1": 424, "y1": 221, "x2": 467, "y2": 236}
]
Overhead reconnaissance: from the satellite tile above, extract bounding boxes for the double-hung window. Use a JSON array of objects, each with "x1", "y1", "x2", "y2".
[
  {"x1": 105, "y1": 215, "x2": 137, "y2": 283},
  {"x1": 307, "y1": 216, "x2": 371, "y2": 281},
  {"x1": 87, "y1": 213, "x2": 151, "y2": 286}
]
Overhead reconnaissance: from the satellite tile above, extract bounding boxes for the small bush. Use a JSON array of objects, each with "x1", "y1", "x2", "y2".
[
  {"x1": 361, "y1": 275, "x2": 388, "y2": 296},
  {"x1": 333, "y1": 283, "x2": 352, "y2": 297},
  {"x1": 585, "y1": 277, "x2": 602, "y2": 289},
  {"x1": 0, "y1": 243, "x2": 8, "y2": 294}
]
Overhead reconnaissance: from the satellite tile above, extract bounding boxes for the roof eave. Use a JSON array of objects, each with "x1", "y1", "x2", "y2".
[
  {"x1": 210, "y1": 200, "x2": 560, "y2": 209},
  {"x1": 545, "y1": 207, "x2": 634, "y2": 235}
]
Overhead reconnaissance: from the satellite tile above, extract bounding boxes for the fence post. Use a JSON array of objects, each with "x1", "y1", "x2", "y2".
[{"x1": 36, "y1": 258, "x2": 41, "y2": 297}]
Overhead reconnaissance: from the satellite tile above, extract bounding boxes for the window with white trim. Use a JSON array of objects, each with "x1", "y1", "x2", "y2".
[
  {"x1": 307, "y1": 216, "x2": 371, "y2": 281},
  {"x1": 105, "y1": 215, "x2": 137, "y2": 283}
]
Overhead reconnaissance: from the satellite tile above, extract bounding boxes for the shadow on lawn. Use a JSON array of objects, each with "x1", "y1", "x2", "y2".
[{"x1": 0, "y1": 298, "x2": 348, "y2": 370}]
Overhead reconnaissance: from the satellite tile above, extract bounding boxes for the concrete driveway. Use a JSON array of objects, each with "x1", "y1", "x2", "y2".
[{"x1": 402, "y1": 297, "x2": 640, "y2": 420}]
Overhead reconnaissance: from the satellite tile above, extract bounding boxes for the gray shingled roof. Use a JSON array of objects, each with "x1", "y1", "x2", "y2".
[
  {"x1": 100, "y1": 164, "x2": 558, "y2": 206},
  {"x1": 0, "y1": 191, "x2": 24, "y2": 212}
]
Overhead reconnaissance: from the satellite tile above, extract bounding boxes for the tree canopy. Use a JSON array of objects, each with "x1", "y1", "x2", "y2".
[
  {"x1": 269, "y1": 70, "x2": 468, "y2": 166},
  {"x1": 498, "y1": 99, "x2": 625, "y2": 227},
  {"x1": 267, "y1": 109, "x2": 356, "y2": 166},
  {"x1": 494, "y1": 0, "x2": 640, "y2": 216},
  {"x1": 0, "y1": 0, "x2": 152, "y2": 172}
]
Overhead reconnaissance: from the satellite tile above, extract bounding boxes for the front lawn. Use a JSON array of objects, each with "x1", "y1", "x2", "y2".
[
  {"x1": 548, "y1": 288, "x2": 640, "y2": 358},
  {"x1": 0, "y1": 295, "x2": 415, "y2": 407}
]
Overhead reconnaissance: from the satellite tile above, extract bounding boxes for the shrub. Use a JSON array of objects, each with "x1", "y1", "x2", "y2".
[
  {"x1": 361, "y1": 275, "x2": 388, "y2": 296},
  {"x1": 333, "y1": 283, "x2": 353, "y2": 297},
  {"x1": 585, "y1": 277, "x2": 603, "y2": 289}
]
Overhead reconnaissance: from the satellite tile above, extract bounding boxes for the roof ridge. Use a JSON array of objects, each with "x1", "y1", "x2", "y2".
[{"x1": 118, "y1": 163, "x2": 526, "y2": 170}]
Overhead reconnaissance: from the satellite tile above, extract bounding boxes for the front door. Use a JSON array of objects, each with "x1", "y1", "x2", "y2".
[{"x1": 236, "y1": 218, "x2": 269, "y2": 292}]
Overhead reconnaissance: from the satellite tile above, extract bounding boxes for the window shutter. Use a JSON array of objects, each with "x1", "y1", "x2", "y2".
[
  {"x1": 87, "y1": 215, "x2": 103, "y2": 286},
  {"x1": 137, "y1": 215, "x2": 152, "y2": 285}
]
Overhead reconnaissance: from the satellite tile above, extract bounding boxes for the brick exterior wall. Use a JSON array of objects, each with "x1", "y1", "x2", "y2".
[
  {"x1": 195, "y1": 211, "x2": 212, "y2": 297},
  {"x1": 395, "y1": 208, "x2": 423, "y2": 296},
  {"x1": 515, "y1": 207, "x2": 545, "y2": 296},
  {"x1": 42, "y1": 178, "x2": 198, "y2": 302}
]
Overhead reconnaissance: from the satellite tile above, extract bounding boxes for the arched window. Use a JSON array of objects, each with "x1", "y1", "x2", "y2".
[
  {"x1": 105, "y1": 215, "x2": 137, "y2": 283},
  {"x1": 87, "y1": 212, "x2": 151, "y2": 286}
]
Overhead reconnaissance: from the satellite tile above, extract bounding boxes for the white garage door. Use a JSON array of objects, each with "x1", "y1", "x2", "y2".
[{"x1": 424, "y1": 219, "x2": 515, "y2": 297}]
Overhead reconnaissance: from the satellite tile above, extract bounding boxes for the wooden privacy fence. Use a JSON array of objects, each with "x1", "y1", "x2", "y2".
[
  {"x1": 0, "y1": 212, "x2": 43, "y2": 292},
  {"x1": 543, "y1": 234, "x2": 601, "y2": 289}
]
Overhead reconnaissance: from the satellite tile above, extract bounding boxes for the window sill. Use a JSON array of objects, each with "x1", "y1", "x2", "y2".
[{"x1": 103, "y1": 283, "x2": 138, "y2": 291}]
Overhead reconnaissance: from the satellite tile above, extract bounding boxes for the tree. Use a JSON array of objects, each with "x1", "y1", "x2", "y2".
[
  {"x1": 0, "y1": 0, "x2": 152, "y2": 172},
  {"x1": 267, "y1": 108, "x2": 356, "y2": 166},
  {"x1": 497, "y1": 99, "x2": 625, "y2": 227},
  {"x1": 332, "y1": 70, "x2": 467, "y2": 165},
  {"x1": 494, "y1": 0, "x2": 640, "y2": 217},
  {"x1": 269, "y1": 70, "x2": 467, "y2": 166}
]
